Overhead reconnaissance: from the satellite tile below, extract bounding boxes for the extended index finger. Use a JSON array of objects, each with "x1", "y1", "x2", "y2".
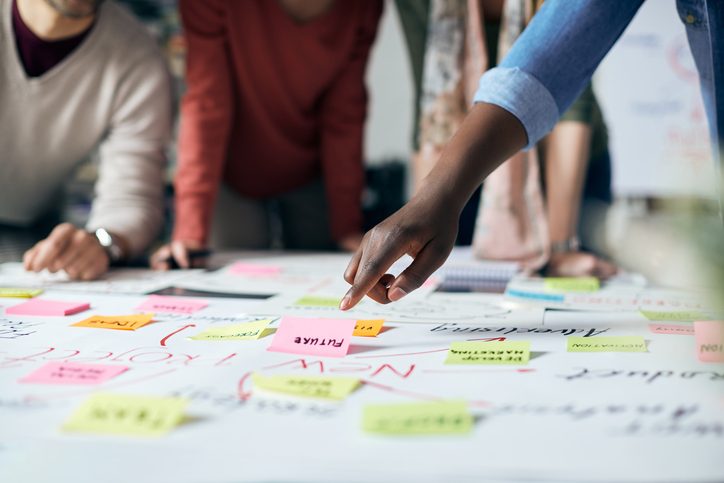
[{"x1": 340, "y1": 229, "x2": 408, "y2": 310}]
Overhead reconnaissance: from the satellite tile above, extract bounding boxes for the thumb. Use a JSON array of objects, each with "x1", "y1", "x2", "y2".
[{"x1": 387, "y1": 241, "x2": 450, "y2": 302}]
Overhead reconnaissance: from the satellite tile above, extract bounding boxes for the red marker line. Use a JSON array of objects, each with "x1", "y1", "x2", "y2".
[{"x1": 160, "y1": 324, "x2": 196, "y2": 346}]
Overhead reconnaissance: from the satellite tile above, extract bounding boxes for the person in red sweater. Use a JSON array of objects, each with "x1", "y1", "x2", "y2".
[{"x1": 152, "y1": 0, "x2": 382, "y2": 269}]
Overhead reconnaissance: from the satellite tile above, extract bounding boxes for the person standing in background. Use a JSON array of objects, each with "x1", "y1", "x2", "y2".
[
  {"x1": 341, "y1": 0, "x2": 723, "y2": 309},
  {"x1": 0, "y1": 0, "x2": 171, "y2": 279},
  {"x1": 395, "y1": 0, "x2": 616, "y2": 277},
  {"x1": 152, "y1": 0, "x2": 383, "y2": 269}
]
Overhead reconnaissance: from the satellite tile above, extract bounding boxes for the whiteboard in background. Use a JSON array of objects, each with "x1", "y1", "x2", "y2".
[{"x1": 595, "y1": 0, "x2": 716, "y2": 198}]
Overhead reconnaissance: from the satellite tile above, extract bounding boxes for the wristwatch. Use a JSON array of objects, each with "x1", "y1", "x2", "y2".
[
  {"x1": 93, "y1": 228, "x2": 125, "y2": 264},
  {"x1": 550, "y1": 236, "x2": 580, "y2": 254}
]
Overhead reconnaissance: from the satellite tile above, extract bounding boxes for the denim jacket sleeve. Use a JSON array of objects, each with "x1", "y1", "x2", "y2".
[{"x1": 473, "y1": 0, "x2": 646, "y2": 148}]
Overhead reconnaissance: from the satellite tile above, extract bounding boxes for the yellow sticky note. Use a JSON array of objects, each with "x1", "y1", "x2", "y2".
[
  {"x1": 0, "y1": 288, "x2": 43, "y2": 298},
  {"x1": 293, "y1": 295, "x2": 342, "y2": 307},
  {"x1": 63, "y1": 393, "x2": 187, "y2": 437},
  {"x1": 544, "y1": 277, "x2": 600, "y2": 292},
  {"x1": 252, "y1": 373, "x2": 360, "y2": 400},
  {"x1": 445, "y1": 341, "x2": 530, "y2": 365},
  {"x1": 72, "y1": 314, "x2": 154, "y2": 331},
  {"x1": 190, "y1": 319, "x2": 273, "y2": 341},
  {"x1": 362, "y1": 400, "x2": 473, "y2": 435},
  {"x1": 640, "y1": 310, "x2": 710, "y2": 322},
  {"x1": 353, "y1": 319, "x2": 385, "y2": 337},
  {"x1": 567, "y1": 336, "x2": 647, "y2": 352}
]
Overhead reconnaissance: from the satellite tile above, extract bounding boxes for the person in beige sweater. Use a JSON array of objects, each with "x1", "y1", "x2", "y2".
[{"x1": 1, "y1": 0, "x2": 171, "y2": 279}]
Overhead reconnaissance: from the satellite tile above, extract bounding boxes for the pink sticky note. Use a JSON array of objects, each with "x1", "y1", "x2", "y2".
[
  {"x1": 229, "y1": 262, "x2": 282, "y2": 276},
  {"x1": 268, "y1": 316, "x2": 356, "y2": 358},
  {"x1": 19, "y1": 362, "x2": 128, "y2": 385},
  {"x1": 694, "y1": 321, "x2": 724, "y2": 363},
  {"x1": 649, "y1": 323, "x2": 695, "y2": 336},
  {"x1": 5, "y1": 298, "x2": 90, "y2": 316},
  {"x1": 136, "y1": 295, "x2": 208, "y2": 314}
]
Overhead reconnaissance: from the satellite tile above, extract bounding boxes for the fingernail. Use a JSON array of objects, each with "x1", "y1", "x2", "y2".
[
  {"x1": 388, "y1": 287, "x2": 407, "y2": 302},
  {"x1": 339, "y1": 295, "x2": 351, "y2": 311}
]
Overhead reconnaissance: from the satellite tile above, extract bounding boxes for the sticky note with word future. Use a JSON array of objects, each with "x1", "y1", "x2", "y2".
[
  {"x1": 445, "y1": 341, "x2": 530, "y2": 365},
  {"x1": 0, "y1": 288, "x2": 43, "y2": 298},
  {"x1": 6, "y1": 298, "x2": 90, "y2": 316},
  {"x1": 252, "y1": 374, "x2": 360, "y2": 400},
  {"x1": 353, "y1": 319, "x2": 385, "y2": 337},
  {"x1": 136, "y1": 295, "x2": 207, "y2": 314},
  {"x1": 544, "y1": 277, "x2": 600, "y2": 293},
  {"x1": 640, "y1": 310, "x2": 710, "y2": 322},
  {"x1": 72, "y1": 313, "x2": 154, "y2": 331},
  {"x1": 228, "y1": 262, "x2": 282, "y2": 276},
  {"x1": 268, "y1": 316, "x2": 355, "y2": 358},
  {"x1": 190, "y1": 319, "x2": 273, "y2": 341},
  {"x1": 63, "y1": 393, "x2": 187, "y2": 437},
  {"x1": 567, "y1": 336, "x2": 647, "y2": 352},
  {"x1": 362, "y1": 400, "x2": 473, "y2": 435},
  {"x1": 648, "y1": 323, "x2": 695, "y2": 336},
  {"x1": 20, "y1": 362, "x2": 128, "y2": 385},
  {"x1": 293, "y1": 295, "x2": 342, "y2": 308},
  {"x1": 694, "y1": 321, "x2": 724, "y2": 363}
]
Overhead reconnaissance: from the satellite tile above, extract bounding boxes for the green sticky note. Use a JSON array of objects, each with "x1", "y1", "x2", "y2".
[
  {"x1": 640, "y1": 310, "x2": 709, "y2": 322},
  {"x1": 63, "y1": 393, "x2": 187, "y2": 437},
  {"x1": 567, "y1": 336, "x2": 647, "y2": 352},
  {"x1": 544, "y1": 277, "x2": 600, "y2": 293},
  {"x1": 189, "y1": 319, "x2": 273, "y2": 341},
  {"x1": 445, "y1": 341, "x2": 530, "y2": 365},
  {"x1": 293, "y1": 295, "x2": 342, "y2": 308},
  {"x1": 0, "y1": 288, "x2": 43, "y2": 298},
  {"x1": 252, "y1": 374, "x2": 360, "y2": 400},
  {"x1": 362, "y1": 400, "x2": 473, "y2": 435}
]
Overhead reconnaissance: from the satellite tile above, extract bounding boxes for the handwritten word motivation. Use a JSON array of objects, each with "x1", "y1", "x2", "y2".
[
  {"x1": 567, "y1": 336, "x2": 647, "y2": 352},
  {"x1": 430, "y1": 324, "x2": 610, "y2": 337}
]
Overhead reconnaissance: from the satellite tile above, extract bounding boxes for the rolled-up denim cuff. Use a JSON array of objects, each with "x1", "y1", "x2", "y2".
[{"x1": 473, "y1": 67, "x2": 560, "y2": 149}]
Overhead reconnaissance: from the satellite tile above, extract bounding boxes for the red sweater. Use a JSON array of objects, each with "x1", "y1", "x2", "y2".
[{"x1": 174, "y1": 0, "x2": 382, "y2": 244}]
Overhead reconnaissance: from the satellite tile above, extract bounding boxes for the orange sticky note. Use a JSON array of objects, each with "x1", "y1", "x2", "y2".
[
  {"x1": 694, "y1": 321, "x2": 724, "y2": 363},
  {"x1": 353, "y1": 319, "x2": 384, "y2": 337},
  {"x1": 72, "y1": 314, "x2": 154, "y2": 331}
]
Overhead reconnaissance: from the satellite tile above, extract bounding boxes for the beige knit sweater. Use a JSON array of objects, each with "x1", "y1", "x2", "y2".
[{"x1": 0, "y1": 0, "x2": 172, "y2": 256}]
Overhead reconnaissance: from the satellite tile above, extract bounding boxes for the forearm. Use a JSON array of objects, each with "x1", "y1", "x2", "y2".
[
  {"x1": 415, "y1": 102, "x2": 527, "y2": 213},
  {"x1": 543, "y1": 121, "x2": 592, "y2": 242}
]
